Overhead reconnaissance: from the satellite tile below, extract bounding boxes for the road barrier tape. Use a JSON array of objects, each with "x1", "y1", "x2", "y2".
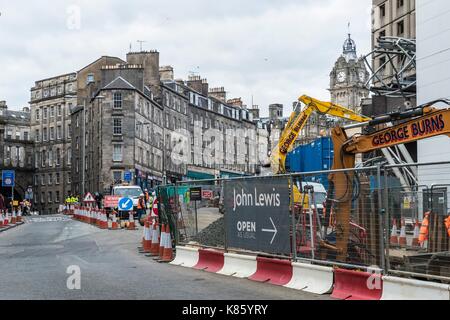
[
  {"x1": 284, "y1": 262, "x2": 334, "y2": 295},
  {"x1": 248, "y1": 257, "x2": 293, "y2": 286},
  {"x1": 170, "y1": 246, "x2": 199, "y2": 268},
  {"x1": 193, "y1": 249, "x2": 225, "y2": 273},
  {"x1": 217, "y1": 253, "x2": 257, "y2": 278},
  {"x1": 381, "y1": 276, "x2": 450, "y2": 300},
  {"x1": 331, "y1": 268, "x2": 382, "y2": 300}
]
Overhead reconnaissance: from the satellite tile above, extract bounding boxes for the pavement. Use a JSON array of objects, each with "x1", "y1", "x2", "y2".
[{"x1": 0, "y1": 214, "x2": 331, "y2": 300}]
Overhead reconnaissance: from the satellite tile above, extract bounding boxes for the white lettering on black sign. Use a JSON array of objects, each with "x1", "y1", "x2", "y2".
[{"x1": 233, "y1": 188, "x2": 281, "y2": 212}]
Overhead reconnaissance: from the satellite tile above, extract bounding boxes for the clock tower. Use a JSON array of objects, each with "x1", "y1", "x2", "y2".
[{"x1": 329, "y1": 33, "x2": 369, "y2": 113}]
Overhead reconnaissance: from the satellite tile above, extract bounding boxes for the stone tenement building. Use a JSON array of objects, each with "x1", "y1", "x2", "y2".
[
  {"x1": 162, "y1": 76, "x2": 258, "y2": 179},
  {"x1": 75, "y1": 55, "x2": 166, "y2": 194},
  {"x1": 0, "y1": 101, "x2": 34, "y2": 201},
  {"x1": 23, "y1": 49, "x2": 259, "y2": 213},
  {"x1": 30, "y1": 73, "x2": 78, "y2": 214}
]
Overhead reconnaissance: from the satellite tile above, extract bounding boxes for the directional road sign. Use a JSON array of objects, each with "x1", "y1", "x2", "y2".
[{"x1": 118, "y1": 197, "x2": 134, "y2": 211}]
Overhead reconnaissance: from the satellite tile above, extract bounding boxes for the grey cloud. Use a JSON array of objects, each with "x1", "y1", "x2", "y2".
[{"x1": 0, "y1": 0, "x2": 371, "y2": 114}]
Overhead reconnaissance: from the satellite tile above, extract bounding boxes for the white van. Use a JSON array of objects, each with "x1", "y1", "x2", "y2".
[
  {"x1": 297, "y1": 181, "x2": 327, "y2": 210},
  {"x1": 112, "y1": 185, "x2": 143, "y2": 210}
]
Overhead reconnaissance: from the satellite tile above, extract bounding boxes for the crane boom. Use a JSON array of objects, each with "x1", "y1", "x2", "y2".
[{"x1": 271, "y1": 95, "x2": 372, "y2": 174}]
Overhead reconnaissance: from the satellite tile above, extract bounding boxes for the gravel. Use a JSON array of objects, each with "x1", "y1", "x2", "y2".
[{"x1": 191, "y1": 217, "x2": 225, "y2": 248}]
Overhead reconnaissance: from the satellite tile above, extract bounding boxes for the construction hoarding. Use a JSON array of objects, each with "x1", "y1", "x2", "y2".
[{"x1": 224, "y1": 177, "x2": 291, "y2": 255}]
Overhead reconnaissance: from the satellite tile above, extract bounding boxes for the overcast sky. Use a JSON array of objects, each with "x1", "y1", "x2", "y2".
[{"x1": 0, "y1": 0, "x2": 372, "y2": 116}]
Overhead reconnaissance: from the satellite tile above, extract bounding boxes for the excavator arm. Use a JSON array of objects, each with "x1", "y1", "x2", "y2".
[
  {"x1": 271, "y1": 95, "x2": 372, "y2": 174},
  {"x1": 329, "y1": 101, "x2": 450, "y2": 261}
]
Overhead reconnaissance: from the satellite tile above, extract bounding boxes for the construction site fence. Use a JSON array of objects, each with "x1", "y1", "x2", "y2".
[{"x1": 156, "y1": 161, "x2": 450, "y2": 283}]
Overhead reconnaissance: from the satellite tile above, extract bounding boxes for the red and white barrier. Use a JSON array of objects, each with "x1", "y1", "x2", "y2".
[
  {"x1": 218, "y1": 253, "x2": 257, "y2": 278},
  {"x1": 167, "y1": 246, "x2": 450, "y2": 300},
  {"x1": 381, "y1": 276, "x2": 450, "y2": 300},
  {"x1": 248, "y1": 257, "x2": 293, "y2": 286},
  {"x1": 170, "y1": 246, "x2": 199, "y2": 267},
  {"x1": 331, "y1": 268, "x2": 383, "y2": 300},
  {"x1": 284, "y1": 262, "x2": 334, "y2": 294},
  {"x1": 193, "y1": 249, "x2": 225, "y2": 273}
]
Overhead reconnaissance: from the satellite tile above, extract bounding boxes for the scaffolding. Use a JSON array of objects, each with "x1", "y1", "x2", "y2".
[{"x1": 364, "y1": 36, "x2": 416, "y2": 99}]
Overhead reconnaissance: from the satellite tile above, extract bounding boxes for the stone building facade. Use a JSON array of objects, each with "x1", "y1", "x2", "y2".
[
  {"x1": 30, "y1": 73, "x2": 77, "y2": 214},
  {"x1": 71, "y1": 54, "x2": 166, "y2": 194},
  {"x1": 0, "y1": 101, "x2": 34, "y2": 202},
  {"x1": 372, "y1": 0, "x2": 416, "y2": 82},
  {"x1": 164, "y1": 77, "x2": 257, "y2": 178}
]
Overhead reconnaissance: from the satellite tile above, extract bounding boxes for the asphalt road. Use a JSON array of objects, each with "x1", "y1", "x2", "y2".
[{"x1": 0, "y1": 215, "x2": 330, "y2": 300}]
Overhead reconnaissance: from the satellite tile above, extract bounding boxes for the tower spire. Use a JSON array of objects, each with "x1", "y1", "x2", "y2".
[{"x1": 342, "y1": 27, "x2": 357, "y2": 62}]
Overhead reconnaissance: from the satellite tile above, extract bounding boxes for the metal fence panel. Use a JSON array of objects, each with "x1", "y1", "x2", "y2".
[
  {"x1": 156, "y1": 161, "x2": 450, "y2": 282},
  {"x1": 385, "y1": 162, "x2": 450, "y2": 283},
  {"x1": 290, "y1": 167, "x2": 384, "y2": 269}
]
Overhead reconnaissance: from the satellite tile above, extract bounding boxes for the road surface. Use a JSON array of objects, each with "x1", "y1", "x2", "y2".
[{"x1": 0, "y1": 215, "x2": 330, "y2": 300}]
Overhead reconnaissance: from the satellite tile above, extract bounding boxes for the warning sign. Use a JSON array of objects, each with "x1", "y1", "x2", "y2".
[
  {"x1": 83, "y1": 192, "x2": 96, "y2": 203},
  {"x1": 104, "y1": 195, "x2": 121, "y2": 208},
  {"x1": 202, "y1": 190, "x2": 213, "y2": 199}
]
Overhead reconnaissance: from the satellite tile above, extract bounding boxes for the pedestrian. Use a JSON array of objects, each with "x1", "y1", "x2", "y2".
[
  {"x1": 137, "y1": 193, "x2": 146, "y2": 221},
  {"x1": 144, "y1": 189, "x2": 150, "y2": 205},
  {"x1": 0, "y1": 193, "x2": 5, "y2": 211}
]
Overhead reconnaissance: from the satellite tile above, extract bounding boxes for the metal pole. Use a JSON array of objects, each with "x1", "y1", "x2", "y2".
[
  {"x1": 290, "y1": 175, "x2": 297, "y2": 261},
  {"x1": 383, "y1": 169, "x2": 391, "y2": 272},
  {"x1": 308, "y1": 187, "x2": 315, "y2": 261},
  {"x1": 11, "y1": 186, "x2": 14, "y2": 212},
  {"x1": 223, "y1": 181, "x2": 228, "y2": 253},
  {"x1": 377, "y1": 165, "x2": 386, "y2": 271},
  {"x1": 195, "y1": 200, "x2": 198, "y2": 235},
  {"x1": 174, "y1": 183, "x2": 179, "y2": 246}
]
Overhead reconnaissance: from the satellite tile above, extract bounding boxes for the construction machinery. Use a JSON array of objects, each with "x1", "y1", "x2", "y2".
[
  {"x1": 326, "y1": 99, "x2": 450, "y2": 263},
  {"x1": 271, "y1": 95, "x2": 372, "y2": 175}
]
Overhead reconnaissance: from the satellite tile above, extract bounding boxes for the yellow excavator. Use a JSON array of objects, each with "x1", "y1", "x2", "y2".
[
  {"x1": 271, "y1": 95, "x2": 372, "y2": 175},
  {"x1": 270, "y1": 95, "x2": 372, "y2": 205},
  {"x1": 327, "y1": 99, "x2": 450, "y2": 262}
]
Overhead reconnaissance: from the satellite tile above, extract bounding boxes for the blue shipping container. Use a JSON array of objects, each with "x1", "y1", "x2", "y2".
[{"x1": 285, "y1": 137, "x2": 334, "y2": 189}]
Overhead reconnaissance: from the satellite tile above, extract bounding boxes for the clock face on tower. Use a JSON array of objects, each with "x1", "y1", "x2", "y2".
[{"x1": 337, "y1": 71, "x2": 346, "y2": 83}]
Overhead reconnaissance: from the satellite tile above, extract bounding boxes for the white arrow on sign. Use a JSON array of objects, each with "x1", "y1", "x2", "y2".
[{"x1": 261, "y1": 217, "x2": 278, "y2": 245}]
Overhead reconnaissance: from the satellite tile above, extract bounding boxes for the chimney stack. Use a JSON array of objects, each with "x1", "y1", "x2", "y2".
[
  {"x1": 227, "y1": 98, "x2": 243, "y2": 108},
  {"x1": 159, "y1": 66, "x2": 174, "y2": 81},
  {"x1": 126, "y1": 50, "x2": 160, "y2": 96},
  {"x1": 209, "y1": 87, "x2": 226, "y2": 103},
  {"x1": 187, "y1": 75, "x2": 203, "y2": 94}
]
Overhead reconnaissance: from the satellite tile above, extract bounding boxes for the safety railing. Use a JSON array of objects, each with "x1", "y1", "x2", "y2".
[{"x1": 156, "y1": 161, "x2": 450, "y2": 283}]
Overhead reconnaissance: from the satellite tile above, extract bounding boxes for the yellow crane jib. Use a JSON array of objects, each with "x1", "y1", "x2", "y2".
[{"x1": 271, "y1": 95, "x2": 372, "y2": 174}]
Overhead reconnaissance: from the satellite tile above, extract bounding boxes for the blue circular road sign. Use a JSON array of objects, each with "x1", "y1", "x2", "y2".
[{"x1": 118, "y1": 197, "x2": 133, "y2": 211}]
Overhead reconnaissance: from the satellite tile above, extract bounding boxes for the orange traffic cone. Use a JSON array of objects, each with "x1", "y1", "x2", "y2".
[
  {"x1": 11, "y1": 210, "x2": 17, "y2": 224},
  {"x1": 412, "y1": 219, "x2": 420, "y2": 248},
  {"x1": 0, "y1": 211, "x2": 4, "y2": 228},
  {"x1": 150, "y1": 223, "x2": 160, "y2": 255},
  {"x1": 158, "y1": 224, "x2": 167, "y2": 259},
  {"x1": 4, "y1": 211, "x2": 9, "y2": 226},
  {"x1": 17, "y1": 209, "x2": 22, "y2": 223},
  {"x1": 161, "y1": 225, "x2": 174, "y2": 262},
  {"x1": 110, "y1": 212, "x2": 118, "y2": 230},
  {"x1": 127, "y1": 212, "x2": 136, "y2": 230},
  {"x1": 141, "y1": 220, "x2": 147, "y2": 246},
  {"x1": 399, "y1": 218, "x2": 407, "y2": 247},
  {"x1": 390, "y1": 219, "x2": 399, "y2": 246},
  {"x1": 143, "y1": 221, "x2": 152, "y2": 253}
]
